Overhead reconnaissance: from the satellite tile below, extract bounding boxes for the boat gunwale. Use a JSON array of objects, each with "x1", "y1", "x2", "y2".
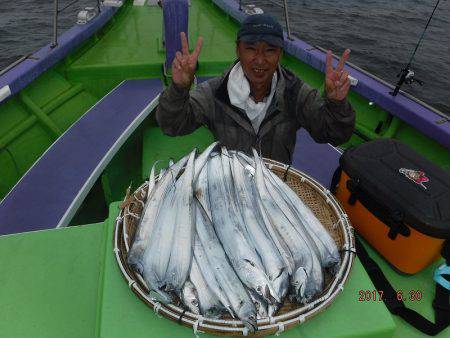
[{"x1": 0, "y1": 4, "x2": 119, "y2": 103}]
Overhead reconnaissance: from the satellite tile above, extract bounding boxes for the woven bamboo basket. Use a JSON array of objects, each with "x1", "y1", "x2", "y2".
[{"x1": 113, "y1": 158, "x2": 355, "y2": 336}]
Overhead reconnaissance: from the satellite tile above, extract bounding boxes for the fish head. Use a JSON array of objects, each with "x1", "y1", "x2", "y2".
[
  {"x1": 181, "y1": 281, "x2": 200, "y2": 314},
  {"x1": 268, "y1": 303, "x2": 279, "y2": 317},
  {"x1": 127, "y1": 245, "x2": 146, "y2": 274},
  {"x1": 237, "y1": 299, "x2": 257, "y2": 333},
  {"x1": 325, "y1": 257, "x2": 341, "y2": 276},
  {"x1": 272, "y1": 269, "x2": 289, "y2": 300},
  {"x1": 254, "y1": 281, "x2": 280, "y2": 304},
  {"x1": 242, "y1": 259, "x2": 278, "y2": 303},
  {"x1": 293, "y1": 267, "x2": 308, "y2": 300},
  {"x1": 254, "y1": 299, "x2": 268, "y2": 319},
  {"x1": 128, "y1": 260, "x2": 144, "y2": 275},
  {"x1": 149, "y1": 289, "x2": 173, "y2": 304},
  {"x1": 205, "y1": 306, "x2": 222, "y2": 319}
]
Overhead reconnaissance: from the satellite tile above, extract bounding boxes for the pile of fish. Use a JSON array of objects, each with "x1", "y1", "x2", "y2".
[{"x1": 127, "y1": 142, "x2": 340, "y2": 332}]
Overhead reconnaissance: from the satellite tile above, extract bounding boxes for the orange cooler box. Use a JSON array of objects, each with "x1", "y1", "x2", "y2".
[{"x1": 333, "y1": 139, "x2": 450, "y2": 274}]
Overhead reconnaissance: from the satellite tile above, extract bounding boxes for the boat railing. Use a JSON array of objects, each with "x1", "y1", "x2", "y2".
[
  {"x1": 51, "y1": 0, "x2": 102, "y2": 48},
  {"x1": 0, "y1": 0, "x2": 103, "y2": 76}
]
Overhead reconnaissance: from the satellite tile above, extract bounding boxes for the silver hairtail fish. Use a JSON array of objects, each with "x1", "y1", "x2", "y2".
[
  {"x1": 127, "y1": 154, "x2": 189, "y2": 275},
  {"x1": 208, "y1": 151, "x2": 276, "y2": 305},
  {"x1": 252, "y1": 149, "x2": 323, "y2": 302},
  {"x1": 231, "y1": 154, "x2": 287, "y2": 302},
  {"x1": 190, "y1": 256, "x2": 225, "y2": 318},
  {"x1": 165, "y1": 149, "x2": 197, "y2": 292},
  {"x1": 194, "y1": 199, "x2": 257, "y2": 332}
]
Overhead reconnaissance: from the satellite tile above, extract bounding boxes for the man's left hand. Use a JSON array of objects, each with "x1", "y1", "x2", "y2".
[{"x1": 325, "y1": 49, "x2": 351, "y2": 102}]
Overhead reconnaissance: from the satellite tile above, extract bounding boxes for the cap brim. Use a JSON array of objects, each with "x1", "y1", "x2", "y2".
[{"x1": 238, "y1": 34, "x2": 284, "y2": 48}]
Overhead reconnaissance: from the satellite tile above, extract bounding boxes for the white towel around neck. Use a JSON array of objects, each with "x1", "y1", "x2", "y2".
[{"x1": 227, "y1": 62, "x2": 278, "y2": 133}]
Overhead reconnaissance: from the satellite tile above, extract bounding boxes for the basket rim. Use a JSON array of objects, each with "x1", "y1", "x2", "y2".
[{"x1": 113, "y1": 159, "x2": 355, "y2": 335}]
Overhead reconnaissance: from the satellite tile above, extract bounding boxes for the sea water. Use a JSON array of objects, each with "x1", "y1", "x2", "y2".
[{"x1": 0, "y1": 0, "x2": 448, "y2": 115}]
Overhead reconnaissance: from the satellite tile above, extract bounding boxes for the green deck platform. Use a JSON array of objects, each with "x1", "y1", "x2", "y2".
[{"x1": 1, "y1": 202, "x2": 447, "y2": 337}]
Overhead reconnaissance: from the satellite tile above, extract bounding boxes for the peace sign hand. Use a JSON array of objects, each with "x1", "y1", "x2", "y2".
[
  {"x1": 172, "y1": 32, "x2": 203, "y2": 89},
  {"x1": 325, "y1": 49, "x2": 351, "y2": 102}
]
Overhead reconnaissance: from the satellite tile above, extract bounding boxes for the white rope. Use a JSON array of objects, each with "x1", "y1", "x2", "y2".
[
  {"x1": 342, "y1": 243, "x2": 356, "y2": 254},
  {"x1": 269, "y1": 316, "x2": 276, "y2": 324},
  {"x1": 128, "y1": 280, "x2": 135, "y2": 288},
  {"x1": 242, "y1": 326, "x2": 249, "y2": 336},
  {"x1": 135, "y1": 197, "x2": 145, "y2": 208},
  {"x1": 153, "y1": 302, "x2": 162, "y2": 318},
  {"x1": 193, "y1": 315, "x2": 204, "y2": 338},
  {"x1": 125, "y1": 208, "x2": 140, "y2": 219},
  {"x1": 275, "y1": 322, "x2": 285, "y2": 336},
  {"x1": 297, "y1": 315, "x2": 305, "y2": 324}
]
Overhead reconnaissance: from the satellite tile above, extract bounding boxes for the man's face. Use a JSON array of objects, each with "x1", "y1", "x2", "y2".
[{"x1": 236, "y1": 41, "x2": 282, "y2": 87}]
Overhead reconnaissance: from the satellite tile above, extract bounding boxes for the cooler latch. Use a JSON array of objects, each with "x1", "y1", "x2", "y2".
[{"x1": 386, "y1": 210, "x2": 411, "y2": 240}]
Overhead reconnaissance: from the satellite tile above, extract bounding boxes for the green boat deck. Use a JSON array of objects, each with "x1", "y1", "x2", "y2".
[{"x1": 0, "y1": 200, "x2": 445, "y2": 338}]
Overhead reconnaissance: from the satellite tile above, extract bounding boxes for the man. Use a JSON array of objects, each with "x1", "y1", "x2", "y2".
[{"x1": 156, "y1": 14, "x2": 355, "y2": 164}]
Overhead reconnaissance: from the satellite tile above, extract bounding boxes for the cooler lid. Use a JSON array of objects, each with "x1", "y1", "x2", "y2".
[{"x1": 341, "y1": 139, "x2": 450, "y2": 238}]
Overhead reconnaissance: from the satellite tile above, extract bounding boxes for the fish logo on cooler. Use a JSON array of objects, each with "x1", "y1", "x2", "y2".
[{"x1": 399, "y1": 168, "x2": 429, "y2": 189}]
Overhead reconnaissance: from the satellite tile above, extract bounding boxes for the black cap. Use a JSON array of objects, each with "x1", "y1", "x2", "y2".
[{"x1": 237, "y1": 14, "x2": 284, "y2": 48}]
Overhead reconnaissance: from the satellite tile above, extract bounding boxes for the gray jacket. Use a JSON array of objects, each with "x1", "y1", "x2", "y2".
[{"x1": 156, "y1": 64, "x2": 355, "y2": 164}]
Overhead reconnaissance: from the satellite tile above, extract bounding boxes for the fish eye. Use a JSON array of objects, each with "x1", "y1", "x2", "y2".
[
  {"x1": 256, "y1": 286, "x2": 262, "y2": 293},
  {"x1": 192, "y1": 300, "x2": 198, "y2": 306},
  {"x1": 294, "y1": 280, "x2": 299, "y2": 286}
]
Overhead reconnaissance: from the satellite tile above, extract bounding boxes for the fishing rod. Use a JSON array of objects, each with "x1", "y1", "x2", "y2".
[{"x1": 390, "y1": 0, "x2": 442, "y2": 96}]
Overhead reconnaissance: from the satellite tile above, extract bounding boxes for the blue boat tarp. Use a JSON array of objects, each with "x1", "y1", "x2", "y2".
[{"x1": 293, "y1": 129, "x2": 341, "y2": 188}]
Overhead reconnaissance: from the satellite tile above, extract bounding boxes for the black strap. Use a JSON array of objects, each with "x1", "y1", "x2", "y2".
[
  {"x1": 356, "y1": 237, "x2": 449, "y2": 336},
  {"x1": 330, "y1": 165, "x2": 342, "y2": 195}
]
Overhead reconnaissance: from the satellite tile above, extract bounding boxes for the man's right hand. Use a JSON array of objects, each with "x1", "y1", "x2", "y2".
[{"x1": 172, "y1": 32, "x2": 203, "y2": 89}]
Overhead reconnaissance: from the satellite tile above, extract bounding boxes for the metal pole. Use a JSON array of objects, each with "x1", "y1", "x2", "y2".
[
  {"x1": 0, "y1": 54, "x2": 31, "y2": 76},
  {"x1": 97, "y1": 0, "x2": 101, "y2": 13},
  {"x1": 51, "y1": 0, "x2": 59, "y2": 48},
  {"x1": 282, "y1": 0, "x2": 292, "y2": 40}
]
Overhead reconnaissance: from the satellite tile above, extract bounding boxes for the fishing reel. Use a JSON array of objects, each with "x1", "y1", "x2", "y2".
[
  {"x1": 390, "y1": 66, "x2": 424, "y2": 96},
  {"x1": 397, "y1": 68, "x2": 424, "y2": 86}
]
